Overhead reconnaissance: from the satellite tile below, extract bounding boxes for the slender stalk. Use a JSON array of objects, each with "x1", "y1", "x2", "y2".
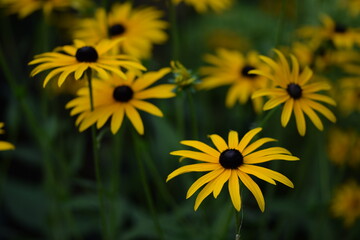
[
  {"x1": 86, "y1": 69, "x2": 108, "y2": 240},
  {"x1": 132, "y1": 132, "x2": 165, "y2": 240},
  {"x1": 235, "y1": 209, "x2": 243, "y2": 240},
  {"x1": 187, "y1": 90, "x2": 198, "y2": 139},
  {"x1": 274, "y1": 0, "x2": 287, "y2": 47},
  {"x1": 256, "y1": 107, "x2": 279, "y2": 129},
  {"x1": 167, "y1": 0, "x2": 180, "y2": 61}
]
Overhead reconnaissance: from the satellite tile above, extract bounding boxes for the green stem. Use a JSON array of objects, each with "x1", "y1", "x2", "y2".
[
  {"x1": 274, "y1": 0, "x2": 287, "y2": 47},
  {"x1": 132, "y1": 132, "x2": 165, "y2": 240},
  {"x1": 167, "y1": 0, "x2": 180, "y2": 61},
  {"x1": 256, "y1": 107, "x2": 279, "y2": 129},
  {"x1": 187, "y1": 90, "x2": 198, "y2": 139},
  {"x1": 86, "y1": 69, "x2": 109, "y2": 240},
  {"x1": 235, "y1": 209, "x2": 243, "y2": 239}
]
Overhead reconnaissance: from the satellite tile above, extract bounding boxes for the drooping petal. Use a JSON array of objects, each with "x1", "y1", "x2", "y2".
[
  {"x1": 186, "y1": 168, "x2": 224, "y2": 199},
  {"x1": 167, "y1": 163, "x2": 219, "y2": 182},
  {"x1": 239, "y1": 165, "x2": 276, "y2": 185},
  {"x1": 125, "y1": 105, "x2": 144, "y2": 135},
  {"x1": 281, "y1": 98, "x2": 294, "y2": 127},
  {"x1": 300, "y1": 99, "x2": 324, "y2": 131},
  {"x1": 194, "y1": 180, "x2": 217, "y2": 211},
  {"x1": 238, "y1": 171, "x2": 265, "y2": 212},
  {"x1": 228, "y1": 170, "x2": 241, "y2": 211},
  {"x1": 293, "y1": 101, "x2": 306, "y2": 136},
  {"x1": 212, "y1": 170, "x2": 232, "y2": 198},
  {"x1": 110, "y1": 105, "x2": 125, "y2": 134},
  {"x1": 131, "y1": 100, "x2": 163, "y2": 117},
  {"x1": 263, "y1": 95, "x2": 289, "y2": 110}
]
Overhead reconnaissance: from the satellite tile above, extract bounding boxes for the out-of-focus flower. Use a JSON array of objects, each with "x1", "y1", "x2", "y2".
[
  {"x1": 199, "y1": 49, "x2": 269, "y2": 112},
  {"x1": 0, "y1": 0, "x2": 92, "y2": 18},
  {"x1": 339, "y1": 0, "x2": 360, "y2": 16},
  {"x1": 167, "y1": 128, "x2": 298, "y2": 211},
  {"x1": 297, "y1": 14, "x2": 360, "y2": 49},
  {"x1": 327, "y1": 127, "x2": 360, "y2": 167},
  {"x1": 73, "y1": 3, "x2": 168, "y2": 59},
  {"x1": 170, "y1": 61, "x2": 199, "y2": 91},
  {"x1": 66, "y1": 68, "x2": 175, "y2": 135},
  {"x1": 0, "y1": 123, "x2": 15, "y2": 151},
  {"x1": 331, "y1": 181, "x2": 360, "y2": 226},
  {"x1": 206, "y1": 30, "x2": 251, "y2": 52},
  {"x1": 172, "y1": 0, "x2": 233, "y2": 13},
  {"x1": 251, "y1": 49, "x2": 336, "y2": 136},
  {"x1": 29, "y1": 39, "x2": 145, "y2": 88}
]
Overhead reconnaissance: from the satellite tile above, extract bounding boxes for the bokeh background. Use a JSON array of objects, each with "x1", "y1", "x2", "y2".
[{"x1": 0, "y1": 0, "x2": 360, "y2": 239}]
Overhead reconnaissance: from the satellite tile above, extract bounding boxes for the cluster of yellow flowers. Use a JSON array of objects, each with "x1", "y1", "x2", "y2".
[{"x1": 1, "y1": 0, "x2": 359, "y2": 233}]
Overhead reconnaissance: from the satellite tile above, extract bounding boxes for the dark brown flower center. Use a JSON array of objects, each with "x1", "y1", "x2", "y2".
[
  {"x1": 241, "y1": 65, "x2": 256, "y2": 78},
  {"x1": 113, "y1": 85, "x2": 133, "y2": 102},
  {"x1": 287, "y1": 83, "x2": 302, "y2": 99},
  {"x1": 219, "y1": 149, "x2": 243, "y2": 169},
  {"x1": 75, "y1": 46, "x2": 98, "y2": 62},
  {"x1": 109, "y1": 24, "x2": 126, "y2": 37},
  {"x1": 334, "y1": 24, "x2": 347, "y2": 33}
]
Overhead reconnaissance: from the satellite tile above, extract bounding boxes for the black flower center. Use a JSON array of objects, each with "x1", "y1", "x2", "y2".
[
  {"x1": 75, "y1": 46, "x2": 98, "y2": 62},
  {"x1": 241, "y1": 65, "x2": 256, "y2": 78},
  {"x1": 287, "y1": 83, "x2": 302, "y2": 99},
  {"x1": 219, "y1": 149, "x2": 244, "y2": 169},
  {"x1": 334, "y1": 24, "x2": 347, "y2": 33},
  {"x1": 113, "y1": 85, "x2": 134, "y2": 102},
  {"x1": 109, "y1": 24, "x2": 126, "y2": 37}
]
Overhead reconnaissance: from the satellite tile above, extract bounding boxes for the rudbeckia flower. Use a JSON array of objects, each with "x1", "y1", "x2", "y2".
[
  {"x1": 297, "y1": 14, "x2": 360, "y2": 49},
  {"x1": 173, "y1": 0, "x2": 233, "y2": 13},
  {"x1": 73, "y1": 3, "x2": 168, "y2": 59},
  {"x1": 29, "y1": 39, "x2": 146, "y2": 88},
  {"x1": 199, "y1": 49, "x2": 269, "y2": 113},
  {"x1": 66, "y1": 68, "x2": 176, "y2": 135},
  {"x1": 0, "y1": 0, "x2": 91, "y2": 18},
  {"x1": 167, "y1": 128, "x2": 298, "y2": 211},
  {"x1": 0, "y1": 123, "x2": 15, "y2": 151},
  {"x1": 331, "y1": 181, "x2": 360, "y2": 226},
  {"x1": 251, "y1": 49, "x2": 336, "y2": 136}
]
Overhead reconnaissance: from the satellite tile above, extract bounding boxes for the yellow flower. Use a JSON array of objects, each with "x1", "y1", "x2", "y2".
[
  {"x1": 0, "y1": 0, "x2": 91, "y2": 18},
  {"x1": 66, "y1": 68, "x2": 176, "y2": 135},
  {"x1": 173, "y1": 0, "x2": 233, "y2": 13},
  {"x1": 331, "y1": 181, "x2": 360, "y2": 226},
  {"x1": 297, "y1": 14, "x2": 360, "y2": 49},
  {"x1": 199, "y1": 49, "x2": 269, "y2": 112},
  {"x1": 73, "y1": 3, "x2": 168, "y2": 59},
  {"x1": 167, "y1": 128, "x2": 298, "y2": 211},
  {"x1": 339, "y1": 0, "x2": 360, "y2": 16},
  {"x1": 29, "y1": 39, "x2": 146, "y2": 88},
  {"x1": 327, "y1": 127, "x2": 360, "y2": 167},
  {"x1": 170, "y1": 61, "x2": 199, "y2": 91},
  {"x1": 251, "y1": 49, "x2": 336, "y2": 136},
  {"x1": 0, "y1": 122, "x2": 15, "y2": 151}
]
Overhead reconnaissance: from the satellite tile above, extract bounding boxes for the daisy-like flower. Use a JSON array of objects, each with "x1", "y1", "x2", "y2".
[
  {"x1": 73, "y1": 3, "x2": 168, "y2": 59},
  {"x1": 199, "y1": 49, "x2": 269, "y2": 113},
  {"x1": 66, "y1": 68, "x2": 176, "y2": 135},
  {"x1": 297, "y1": 14, "x2": 360, "y2": 49},
  {"x1": 0, "y1": 0, "x2": 91, "y2": 18},
  {"x1": 339, "y1": 0, "x2": 360, "y2": 16},
  {"x1": 0, "y1": 122, "x2": 15, "y2": 151},
  {"x1": 331, "y1": 181, "x2": 360, "y2": 226},
  {"x1": 173, "y1": 0, "x2": 233, "y2": 13},
  {"x1": 251, "y1": 49, "x2": 336, "y2": 136},
  {"x1": 29, "y1": 39, "x2": 146, "y2": 88},
  {"x1": 167, "y1": 128, "x2": 298, "y2": 211}
]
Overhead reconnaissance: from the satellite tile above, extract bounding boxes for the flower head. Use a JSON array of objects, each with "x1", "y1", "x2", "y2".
[
  {"x1": 199, "y1": 49, "x2": 269, "y2": 112},
  {"x1": 29, "y1": 39, "x2": 146, "y2": 87},
  {"x1": 170, "y1": 61, "x2": 199, "y2": 92},
  {"x1": 251, "y1": 49, "x2": 336, "y2": 136},
  {"x1": 0, "y1": 123, "x2": 15, "y2": 151},
  {"x1": 66, "y1": 68, "x2": 176, "y2": 135},
  {"x1": 331, "y1": 181, "x2": 360, "y2": 226},
  {"x1": 167, "y1": 128, "x2": 298, "y2": 211},
  {"x1": 173, "y1": 0, "x2": 233, "y2": 13},
  {"x1": 73, "y1": 3, "x2": 168, "y2": 59},
  {"x1": 0, "y1": 0, "x2": 92, "y2": 18}
]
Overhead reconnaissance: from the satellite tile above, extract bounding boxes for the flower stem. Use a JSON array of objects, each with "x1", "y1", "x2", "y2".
[
  {"x1": 86, "y1": 69, "x2": 109, "y2": 240},
  {"x1": 255, "y1": 107, "x2": 279, "y2": 129},
  {"x1": 167, "y1": 0, "x2": 180, "y2": 61},
  {"x1": 132, "y1": 132, "x2": 165, "y2": 240},
  {"x1": 187, "y1": 90, "x2": 198, "y2": 139}
]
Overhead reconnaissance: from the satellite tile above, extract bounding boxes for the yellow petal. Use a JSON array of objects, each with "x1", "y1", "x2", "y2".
[
  {"x1": 0, "y1": 141, "x2": 15, "y2": 151},
  {"x1": 180, "y1": 140, "x2": 220, "y2": 157},
  {"x1": 125, "y1": 105, "x2": 144, "y2": 135},
  {"x1": 245, "y1": 154, "x2": 299, "y2": 164},
  {"x1": 132, "y1": 68, "x2": 171, "y2": 91},
  {"x1": 244, "y1": 147, "x2": 291, "y2": 159},
  {"x1": 131, "y1": 100, "x2": 163, "y2": 117},
  {"x1": 110, "y1": 105, "x2": 125, "y2": 134},
  {"x1": 300, "y1": 100, "x2": 323, "y2": 131},
  {"x1": 212, "y1": 170, "x2": 231, "y2": 198},
  {"x1": 237, "y1": 128, "x2": 262, "y2": 152},
  {"x1": 186, "y1": 168, "x2": 224, "y2": 199},
  {"x1": 241, "y1": 137, "x2": 277, "y2": 156},
  {"x1": 166, "y1": 163, "x2": 219, "y2": 182},
  {"x1": 194, "y1": 180, "x2": 217, "y2": 211},
  {"x1": 263, "y1": 95, "x2": 289, "y2": 111},
  {"x1": 238, "y1": 171, "x2": 265, "y2": 212},
  {"x1": 303, "y1": 99, "x2": 336, "y2": 123},
  {"x1": 228, "y1": 170, "x2": 241, "y2": 211},
  {"x1": 135, "y1": 84, "x2": 176, "y2": 99},
  {"x1": 170, "y1": 150, "x2": 218, "y2": 163},
  {"x1": 281, "y1": 98, "x2": 294, "y2": 127},
  {"x1": 293, "y1": 101, "x2": 306, "y2": 136},
  {"x1": 228, "y1": 130, "x2": 239, "y2": 149},
  {"x1": 208, "y1": 134, "x2": 228, "y2": 152},
  {"x1": 239, "y1": 165, "x2": 276, "y2": 185}
]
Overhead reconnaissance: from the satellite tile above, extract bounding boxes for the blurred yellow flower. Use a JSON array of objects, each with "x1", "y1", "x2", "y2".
[
  {"x1": 167, "y1": 128, "x2": 298, "y2": 211},
  {"x1": 173, "y1": 0, "x2": 233, "y2": 13},
  {"x1": 339, "y1": 0, "x2": 360, "y2": 16},
  {"x1": 297, "y1": 14, "x2": 360, "y2": 49},
  {"x1": 251, "y1": 49, "x2": 336, "y2": 136},
  {"x1": 327, "y1": 128, "x2": 360, "y2": 167},
  {"x1": 199, "y1": 49, "x2": 269, "y2": 112},
  {"x1": 66, "y1": 68, "x2": 175, "y2": 135},
  {"x1": 0, "y1": 0, "x2": 91, "y2": 18},
  {"x1": 29, "y1": 39, "x2": 145, "y2": 88},
  {"x1": 73, "y1": 3, "x2": 168, "y2": 59},
  {"x1": 331, "y1": 181, "x2": 360, "y2": 226},
  {"x1": 0, "y1": 123, "x2": 15, "y2": 151}
]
